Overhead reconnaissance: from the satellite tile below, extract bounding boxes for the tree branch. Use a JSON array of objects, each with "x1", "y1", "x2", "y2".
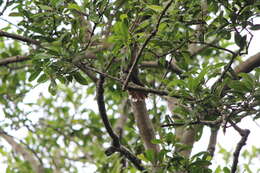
[
  {"x1": 97, "y1": 76, "x2": 120, "y2": 147},
  {"x1": 207, "y1": 127, "x2": 219, "y2": 157},
  {"x1": 75, "y1": 62, "x2": 98, "y2": 83},
  {"x1": 189, "y1": 41, "x2": 236, "y2": 55},
  {"x1": 0, "y1": 0, "x2": 10, "y2": 16},
  {"x1": 217, "y1": 51, "x2": 260, "y2": 95},
  {"x1": 0, "y1": 30, "x2": 41, "y2": 45},
  {"x1": 235, "y1": 52, "x2": 260, "y2": 73},
  {"x1": 114, "y1": 99, "x2": 129, "y2": 139},
  {"x1": 228, "y1": 120, "x2": 250, "y2": 173},
  {"x1": 131, "y1": 100, "x2": 160, "y2": 153},
  {"x1": 96, "y1": 76, "x2": 146, "y2": 171},
  {"x1": 0, "y1": 129, "x2": 44, "y2": 173},
  {"x1": 140, "y1": 60, "x2": 183, "y2": 74},
  {"x1": 161, "y1": 119, "x2": 222, "y2": 127},
  {"x1": 79, "y1": 63, "x2": 194, "y2": 99},
  {"x1": 0, "y1": 55, "x2": 30, "y2": 66}
]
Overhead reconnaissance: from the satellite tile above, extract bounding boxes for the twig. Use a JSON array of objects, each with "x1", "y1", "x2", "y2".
[
  {"x1": 82, "y1": 1, "x2": 109, "y2": 51},
  {"x1": 80, "y1": 63, "x2": 121, "y2": 82},
  {"x1": 104, "y1": 56, "x2": 116, "y2": 72},
  {"x1": 122, "y1": 0, "x2": 174, "y2": 90},
  {"x1": 189, "y1": 41, "x2": 236, "y2": 55},
  {"x1": 0, "y1": 0, "x2": 10, "y2": 16},
  {"x1": 96, "y1": 76, "x2": 146, "y2": 171},
  {"x1": 211, "y1": 52, "x2": 239, "y2": 93},
  {"x1": 139, "y1": 60, "x2": 183, "y2": 74},
  {"x1": 83, "y1": 22, "x2": 97, "y2": 51},
  {"x1": 161, "y1": 119, "x2": 222, "y2": 127},
  {"x1": 160, "y1": 40, "x2": 187, "y2": 57},
  {"x1": 75, "y1": 63, "x2": 98, "y2": 82},
  {"x1": 228, "y1": 120, "x2": 250, "y2": 173},
  {"x1": 79, "y1": 63, "x2": 193, "y2": 99},
  {"x1": 0, "y1": 17, "x2": 22, "y2": 29}
]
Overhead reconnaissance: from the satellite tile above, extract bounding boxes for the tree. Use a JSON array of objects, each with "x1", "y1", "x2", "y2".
[{"x1": 0, "y1": 0, "x2": 260, "y2": 172}]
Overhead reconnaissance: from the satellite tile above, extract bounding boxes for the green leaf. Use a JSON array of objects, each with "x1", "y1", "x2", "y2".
[
  {"x1": 9, "y1": 12, "x2": 22, "y2": 17},
  {"x1": 239, "y1": 73, "x2": 254, "y2": 91},
  {"x1": 48, "y1": 80, "x2": 57, "y2": 95},
  {"x1": 244, "y1": 164, "x2": 253, "y2": 173},
  {"x1": 215, "y1": 166, "x2": 222, "y2": 173},
  {"x1": 120, "y1": 14, "x2": 128, "y2": 21},
  {"x1": 234, "y1": 33, "x2": 246, "y2": 49},
  {"x1": 0, "y1": 95, "x2": 8, "y2": 105},
  {"x1": 113, "y1": 22, "x2": 129, "y2": 41},
  {"x1": 144, "y1": 149, "x2": 155, "y2": 163},
  {"x1": 157, "y1": 149, "x2": 167, "y2": 162},
  {"x1": 33, "y1": 53, "x2": 50, "y2": 59},
  {"x1": 73, "y1": 72, "x2": 88, "y2": 85},
  {"x1": 190, "y1": 160, "x2": 211, "y2": 167},
  {"x1": 191, "y1": 151, "x2": 210, "y2": 161},
  {"x1": 57, "y1": 74, "x2": 67, "y2": 84},
  {"x1": 223, "y1": 167, "x2": 230, "y2": 173},
  {"x1": 38, "y1": 5, "x2": 53, "y2": 11},
  {"x1": 137, "y1": 154, "x2": 149, "y2": 162},
  {"x1": 29, "y1": 70, "x2": 41, "y2": 82},
  {"x1": 250, "y1": 24, "x2": 260, "y2": 30},
  {"x1": 165, "y1": 132, "x2": 176, "y2": 144},
  {"x1": 67, "y1": 3, "x2": 82, "y2": 11},
  {"x1": 151, "y1": 139, "x2": 162, "y2": 144},
  {"x1": 227, "y1": 80, "x2": 251, "y2": 93},
  {"x1": 37, "y1": 73, "x2": 48, "y2": 83},
  {"x1": 147, "y1": 5, "x2": 163, "y2": 12}
]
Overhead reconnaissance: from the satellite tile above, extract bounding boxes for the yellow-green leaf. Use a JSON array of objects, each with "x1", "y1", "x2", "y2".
[{"x1": 147, "y1": 5, "x2": 163, "y2": 12}]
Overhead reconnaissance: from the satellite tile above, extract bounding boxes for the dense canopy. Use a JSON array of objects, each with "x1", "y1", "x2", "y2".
[{"x1": 0, "y1": 0, "x2": 260, "y2": 172}]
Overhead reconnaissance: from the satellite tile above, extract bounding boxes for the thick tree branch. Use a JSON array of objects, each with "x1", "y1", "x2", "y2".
[
  {"x1": 0, "y1": 55, "x2": 30, "y2": 66},
  {"x1": 114, "y1": 99, "x2": 129, "y2": 139},
  {"x1": 131, "y1": 100, "x2": 160, "y2": 153},
  {"x1": 0, "y1": 30, "x2": 41, "y2": 45},
  {"x1": 0, "y1": 129, "x2": 44, "y2": 173},
  {"x1": 235, "y1": 52, "x2": 260, "y2": 73},
  {"x1": 207, "y1": 127, "x2": 219, "y2": 157},
  {"x1": 217, "y1": 51, "x2": 260, "y2": 96},
  {"x1": 96, "y1": 76, "x2": 146, "y2": 171},
  {"x1": 97, "y1": 76, "x2": 120, "y2": 147}
]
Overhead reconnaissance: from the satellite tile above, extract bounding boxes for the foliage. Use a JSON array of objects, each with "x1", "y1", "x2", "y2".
[{"x1": 0, "y1": 0, "x2": 260, "y2": 172}]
